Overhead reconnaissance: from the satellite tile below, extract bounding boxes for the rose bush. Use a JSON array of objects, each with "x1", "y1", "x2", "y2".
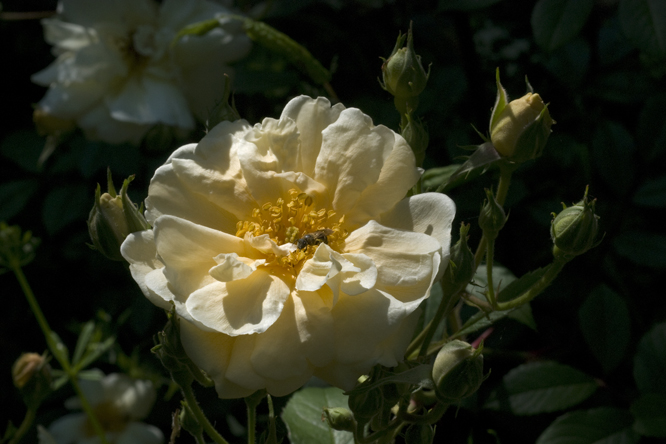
[
  {"x1": 121, "y1": 96, "x2": 456, "y2": 398},
  {"x1": 39, "y1": 372, "x2": 162, "y2": 444},
  {"x1": 32, "y1": 0, "x2": 251, "y2": 144}
]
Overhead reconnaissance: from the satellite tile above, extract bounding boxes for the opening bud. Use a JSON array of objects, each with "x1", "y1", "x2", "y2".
[
  {"x1": 87, "y1": 169, "x2": 150, "y2": 261},
  {"x1": 380, "y1": 22, "x2": 430, "y2": 114},
  {"x1": 322, "y1": 407, "x2": 355, "y2": 432},
  {"x1": 432, "y1": 340, "x2": 484, "y2": 404},
  {"x1": 478, "y1": 188, "x2": 507, "y2": 237},
  {"x1": 551, "y1": 187, "x2": 600, "y2": 259},
  {"x1": 12, "y1": 352, "x2": 52, "y2": 409},
  {"x1": 489, "y1": 70, "x2": 554, "y2": 163}
]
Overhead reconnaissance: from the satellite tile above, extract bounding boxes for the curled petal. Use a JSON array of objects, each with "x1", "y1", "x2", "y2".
[{"x1": 185, "y1": 270, "x2": 290, "y2": 336}]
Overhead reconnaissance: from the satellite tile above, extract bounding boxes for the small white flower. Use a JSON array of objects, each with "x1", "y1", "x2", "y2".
[
  {"x1": 122, "y1": 95, "x2": 456, "y2": 398},
  {"x1": 32, "y1": 0, "x2": 251, "y2": 144},
  {"x1": 40, "y1": 372, "x2": 163, "y2": 444}
]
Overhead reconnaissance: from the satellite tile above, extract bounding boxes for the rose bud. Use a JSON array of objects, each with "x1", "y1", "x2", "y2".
[
  {"x1": 322, "y1": 407, "x2": 355, "y2": 432},
  {"x1": 489, "y1": 70, "x2": 554, "y2": 163},
  {"x1": 551, "y1": 187, "x2": 600, "y2": 260},
  {"x1": 88, "y1": 170, "x2": 150, "y2": 261},
  {"x1": 440, "y1": 223, "x2": 476, "y2": 298},
  {"x1": 478, "y1": 188, "x2": 507, "y2": 238},
  {"x1": 432, "y1": 340, "x2": 484, "y2": 404},
  {"x1": 12, "y1": 352, "x2": 52, "y2": 409}
]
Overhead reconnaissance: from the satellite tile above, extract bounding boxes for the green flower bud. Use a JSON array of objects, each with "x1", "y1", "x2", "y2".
[
  {"x1": 380, "y1": 23, "x2": 430, "y2": 114},
  {"x1": 322, "y1": 407, "x2": 355, "y2": 432},
  {"x1": 478, "y1": 188, "x2": 506, "y2": 237},
  {"x1": 12, "y1": 352, "x2": 52, "y2": 409},
  {"x1": 440, "y1": 223, "x2": 476, "y2": 298},
  {"x1": 551, "y1": 187, "x2": 600, "y2": 259},
  {"x1": 401, "y1": 111, "x2": 429, "y2": 168},
  {"x1": 432, "y1": 340, "x2": 484, "y2": 404},
  {"x1": 0, "y1": 222, "x2": 40, "y2": 271},
  {"x1": 403, "y1": 423, "x2": 435, "y2": 444},
  {"x1": 87, "y1": 169, "x2": 150, "y2": 261}
]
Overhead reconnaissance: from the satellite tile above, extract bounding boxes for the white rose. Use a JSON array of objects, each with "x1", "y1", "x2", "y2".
[
  {"x1": 121, "y1": 95, "x2": 456, "y2": 398},
  {"x1": 32, "y1": 0, "x2": 251, "y2": 144},
  {"x1": 40, "y1": 371, "x2": 163, "y2": 444}
]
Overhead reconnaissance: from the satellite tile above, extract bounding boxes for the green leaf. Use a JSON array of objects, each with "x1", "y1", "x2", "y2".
[
  {"x1": 614, "y1": 231, "x2": 666, "y2": 268},
  {"x1": 0, "y1": 180, "x2": 39, "y2": 221},
  {"x1": 466, "y1": 264, "x2": 538, "y2": 330},
  {"x1": 592, "y1": 121, "x2": 635, "y2": 197},
  {"x1": 536, "y1": 408, "x2": 639, "y2": 444},
  {"x1": 441, "y1": 142, "x2": 501, "y2": 192},
  {"x1": 631, "y1": 393, "x2": 666, "y2": 437},
  {"x1": 578, "y1": 285, "x2": 631, "y2": 373},
  {"x1": 48, "y1": 331, "x2": 70, "y2": 365},
  {"x1": 438, "y1": 0, "x2": 503, "y2": 11},
  {"x1": 72, "y1": 321, "x2": 96, "y2": 366},
  {"x1": 531, "y1": 0, "x2": 594, "y2": 52},
  {"x1": 42, "y1": 185, "x2": 90, "y2": 235},
  {"x1": 75, "y1": 336, "x2": 115, "y2": 371},
  {"x1": 484, "y1": 361, "x2": 598, "y2": 415},
  {"x1": 453, "y1": 308, "x2": 516, "y2": 339},
  {"x1": 587, "y1": 70, "x2": 654, "y2": 103},
  {"x1": 543, "y1": 38, "x2": 590, "y2": 88},
  {"x1": 633, "y1": 176, "x2": 666, "y2": 207},
  {"x1": 422, "y1": 165, "x2": 461, "y2": 192},
  {"x1": 637, "y1": 94, "x2": 666, "y2": 160},
  {"x1": 633, "y1": 321, "x2": 666, "y2": 394},
  {"x1": 281, "y1": 387, "x2": 353, "y2": 444},
  {"x1": 0, "y1": 130, "x2": 44, "y2": 173},
  {"x1": 619, "y1": 0, "x2": 666, "y2": 59}
]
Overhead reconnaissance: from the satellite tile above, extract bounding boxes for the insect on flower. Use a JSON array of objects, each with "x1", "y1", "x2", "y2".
[{"x1": 296, "y1": 229, "x2": 334, "y2": 250}]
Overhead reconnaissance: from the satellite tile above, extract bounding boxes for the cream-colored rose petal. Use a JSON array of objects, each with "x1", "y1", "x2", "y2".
[
  {"x1": 35, "y1": 79, "x2": 105, "y2": 119},
  {"x1": 143, "y1": 145, "x2": 239, "y2": 233},
  {"x1": 179, "y1": 320, "x2": 256, "y2": 399},
  {"x1": 47, "y1": 413, "x2": 87, "y2": 444},
  {"x1": 185, "y1": 270, "x2": 290, "y2": 336},
  {"x1": 344, "y1": 220, "x2": 441, "y2": 305},
  {"x1": 40, "y1": 19, "x2": 91, "y2": 51},
  {"x1": 249, "y1": 297, "x2": 313, "y2": 382},
  {"x1": 169, "y1": 126, "x2": 257, "y2": 221},
  {"x1": 210, "y1": 253, "x2": 265, "y2": 282},
  {"x1": 153, "y1": 215, "x2": 249, "y2": 297},
  {"x1": 295, "y1": 243, "x2": 343, "y2": 293},
  {"x1": 379, "y1": 192, "x2": 456, "y2": 266},
  {"x1": 77, "y1": 103, "x2": 150, "y2": 144},
  {"x1": 280, "y1": 96, "x2": 345, "y2": 177},
  {"x1": 292, "y1": 290, "x2": 335, "y2": 367},
  {"x1": 334, "y1": 252, "x2": 377, "y2": 296},
  {"x1": 314, "y1": 108, "x2": 396, "y2": 215},
  {"x1": 106, "y1": 75, "x2": 194, "y2": 127},
  {"x1": 346, "y1": 135, "x2": 420, "y2": 228},
  {"x1": 225, "y1": 335, "x2": 266, "y2": 391}
]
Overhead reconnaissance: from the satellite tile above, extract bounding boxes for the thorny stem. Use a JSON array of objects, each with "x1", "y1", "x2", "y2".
[
  {"x1": 11, "y1": 263, "x2": 109, "y2": 444},
  {"x1": 474, "y1": 163, "x2": 515, "y2": 268},
  {"x1": 181, "y1": 384, "x2": 230, "y2": 444},
  {"x1": 485, "y1": 235, "x2": 498, "y2": 308}
]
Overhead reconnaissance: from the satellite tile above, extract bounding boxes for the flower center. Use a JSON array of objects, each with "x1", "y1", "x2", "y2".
[
  {"x1": 82, "y1": 401, "x2": 129, "y2": 437},
  {"x1": 235, "y1": 189, "x2": 349, "y2": 272}
]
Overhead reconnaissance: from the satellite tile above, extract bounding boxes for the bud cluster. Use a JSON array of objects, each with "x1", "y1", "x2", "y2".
[{"x1": 0, "y1": 222, "x2": 40, "y2": 270}]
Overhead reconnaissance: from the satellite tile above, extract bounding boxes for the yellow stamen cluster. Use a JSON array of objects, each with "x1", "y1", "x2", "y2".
[{"x1": 235, "y1": 189, "x2": 349, "y2": 274}]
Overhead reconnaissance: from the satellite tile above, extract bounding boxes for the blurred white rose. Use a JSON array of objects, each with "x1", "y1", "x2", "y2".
[
  {"x1": 32, "y1": 0, "x2": 251, "y2": 144},
  {"x1": 39, "y1": 372, "x2": 162, "y2": 444},
  {"x1": 121, "y1": 95, "x2": 456, "y2": 398}
]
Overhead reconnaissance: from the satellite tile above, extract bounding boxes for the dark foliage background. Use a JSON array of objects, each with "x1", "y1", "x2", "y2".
[{"x1": 2, "y1": 0, "x2": 665, "y2": 442}]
